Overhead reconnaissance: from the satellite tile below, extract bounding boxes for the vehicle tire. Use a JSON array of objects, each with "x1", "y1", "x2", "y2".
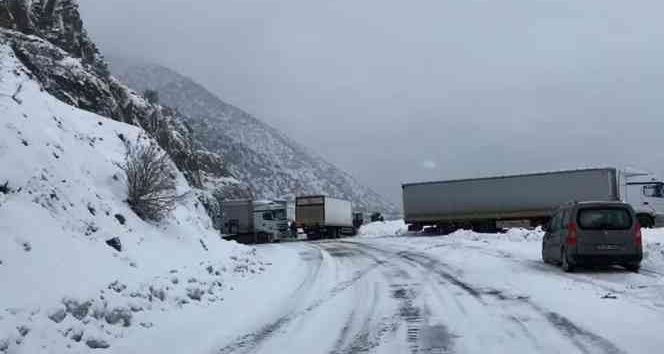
[
  {"x1": 561, "y1": 248, "x2": 574, "y2": 273},
  {"x1": 637, "y1": 214, "x2": 655, "y2": 229},
  {"x1": 624, "y1": 263, "x2": 641, "y2": 273},
  {"x1": 541, "y1": 248, "x2": 549, "y2": 264}
]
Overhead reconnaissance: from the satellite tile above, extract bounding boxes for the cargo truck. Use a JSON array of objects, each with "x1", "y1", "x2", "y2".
[
  {"x1": 296, "y1": 196, "x2": 356, "y2": 239},
  {"x1": 403, "y1": 167, "x2": 664, "y2": 233},
  {"x1": 221, "y1": 200, "x2": 293, "y2": 243}
]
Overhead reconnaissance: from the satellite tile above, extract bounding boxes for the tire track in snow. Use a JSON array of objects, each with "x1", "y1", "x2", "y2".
[
  {"x1": 325, "y1": 242, "x2": 410, "y2": 354},
  {"x1": 391, "y1": 246, "x2": 626, "y2": 354},
  {"x1": 541, "y1": 311, "x2": 626, "y2": 354},
  {"x1": 429, "y1": 241, "x2": 664, "y2": 316},
  {"x1": 337, "y1": 241, "x2": 452, "y2": 354},
  {"x1": 218, "y1": 244, "x2": 381, "y2": 354},
  {"x1": 218, "y1": 245, "x2": 323, "y2": 354}
]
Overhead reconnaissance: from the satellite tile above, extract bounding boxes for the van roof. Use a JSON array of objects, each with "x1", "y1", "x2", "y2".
[{"x1": 565, "y1": 201, "x2": 632, "y2": 208}]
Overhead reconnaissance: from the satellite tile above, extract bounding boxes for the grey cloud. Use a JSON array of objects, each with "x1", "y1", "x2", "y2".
[{"x1": 80, "y1": 0, "x2": 664, "y2": 204}]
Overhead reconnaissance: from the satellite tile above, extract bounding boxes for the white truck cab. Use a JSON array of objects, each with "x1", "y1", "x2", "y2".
[
  {"x1": 253, "y1": 200, "x2": 291, "y2": 241},
  {"x1": 622, "y1": 170, "x2": 664, "y2": 227}
]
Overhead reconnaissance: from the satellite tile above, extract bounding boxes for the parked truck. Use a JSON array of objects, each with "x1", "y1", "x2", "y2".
[
  {"x1": 403, "y1": 167, "x2": 664, "y2": 233},
  {"x1": 221, "y1": 200, "x2": 293, "y2": 243},
  {"x1": 296, "y1": 195, "x2": 356, "y2": 239}
]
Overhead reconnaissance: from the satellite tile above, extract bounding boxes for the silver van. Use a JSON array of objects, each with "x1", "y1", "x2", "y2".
[{"x1": 542, "y1": 201, "x2": 643, "y2": 272}]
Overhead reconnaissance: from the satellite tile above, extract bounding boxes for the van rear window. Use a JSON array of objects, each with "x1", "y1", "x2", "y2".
[{"x1": 577, "y1": 208, "x2": 632, "y2": 230}]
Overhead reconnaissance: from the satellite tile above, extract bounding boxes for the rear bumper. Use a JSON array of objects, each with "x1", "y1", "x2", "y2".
[{"x1": 570, "y1": 253, "x2": 642, "y2": 266}]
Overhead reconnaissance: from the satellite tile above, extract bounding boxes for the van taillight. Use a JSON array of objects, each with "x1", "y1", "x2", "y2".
[
  {"x1": 635, "y1": 221, "x2": 643, "y2": 248},
  {"x1": 566, "y1": 223, "x2": 577, "y2": 246}
]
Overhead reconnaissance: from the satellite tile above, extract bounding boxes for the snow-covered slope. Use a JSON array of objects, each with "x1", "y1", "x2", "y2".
[
  {"x1": 1, "y1": 0, "x2": 253, "y2": 218},
  {"x1": 110, "y1": 59, "x2": 399, "y2": 215},
  {"x1": 0, "y1": 43, "x2": 266, "y2": 353}
]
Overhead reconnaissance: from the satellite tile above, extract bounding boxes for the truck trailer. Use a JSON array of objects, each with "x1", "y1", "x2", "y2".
[
  {"x1": 221, "y1": 200, "x2": 292, "y2": 243},
  {"x1": 296, "y1": 196, "x2": 356, "y2": 239},
  {"x1": 403, "y1": 167, "x2": 664, "y2": 233}
]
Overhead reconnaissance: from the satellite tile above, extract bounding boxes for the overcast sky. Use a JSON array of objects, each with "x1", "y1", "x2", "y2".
[{"x1": 80, "y1": 0, "x2": 664, "y2": 204}]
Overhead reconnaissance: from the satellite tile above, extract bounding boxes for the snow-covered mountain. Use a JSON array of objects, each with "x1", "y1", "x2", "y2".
[
  {"x1": 0, "y1": 0, "x2": 257, "y2": 225},
  {"x1": 0, "y1": 19, "x2": 268, "y2": 354},
  {"x1": 110, "y1": 60, "x2": 399, "y2": 215}
]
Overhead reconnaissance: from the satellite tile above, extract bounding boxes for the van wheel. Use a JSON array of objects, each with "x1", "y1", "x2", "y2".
[
  {"x1": 637, "y1": 215, "x2": 655, "y2": 228},
  {"x1": 624, "y1": 263, "x2": 641, "y2": 273},
  {"x1": 561, "y1": 248, "x2": 574, "y2": 273},
  {"x1": 541, "y1": 248, "x2": 550, "y2": 264}
]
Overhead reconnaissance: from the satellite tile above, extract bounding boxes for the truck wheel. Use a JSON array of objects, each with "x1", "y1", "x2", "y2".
[
  {"x1": 561, "y1": 248, "x2": 574, "y2": 273},
  {"x1": 637, "y1": 215, "x2": 654, "y2": 228}
]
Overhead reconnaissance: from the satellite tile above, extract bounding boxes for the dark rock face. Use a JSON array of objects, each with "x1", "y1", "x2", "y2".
[
  {"x1": 0, "y1": 0, "x2": 238, "y2": 227},
  {"x1": 1, "y1": 29, "x2": 210, "y2": 188},
  {"x1": 48, "y1": 308, "x2": 67, "y2": 323},
  {"x1": 0, "y1": 0, "x2": 108, "y2": 76},
  {"x1": 105, "y1": 237, "x2": 122, "y2": 252},
  {"x1": 85, "y1": 338, "x2": 110, "y2": 349},
  {"x1": 113, "y1": 214, "x2": 125, "y2": 225}
]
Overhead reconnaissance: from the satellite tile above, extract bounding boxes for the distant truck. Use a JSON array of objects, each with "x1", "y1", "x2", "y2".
[
  {"x1": 296, "y1": 196, "x2": 356, "y2": 239},
  {"x1": 403, "y1": 167, "x2": 664, "y2": 233},
  {"x1": 370, "y1": 212, "x2": 385, "y2": 222},
  {"x1": 353, "y1": 212, "x2": 365, "y2": 229},
  {"x1": 221, "y1": 200, "x2": 293, "y2": 243}
]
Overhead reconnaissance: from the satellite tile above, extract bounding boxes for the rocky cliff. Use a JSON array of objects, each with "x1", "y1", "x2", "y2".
[
  {"x1": 0, "y1": 0, "x2": 251, "y2": 226},
  {"x1": 111, "y1": 60, "x2": 399, "y2": 214}
]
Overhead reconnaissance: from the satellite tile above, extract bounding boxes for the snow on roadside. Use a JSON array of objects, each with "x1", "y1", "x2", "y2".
[
  {"x1": 446, "y1": 226, "x2": 664, "y2": 272},
  {"x1": 642, "y1": 228, "x2": 664, "y2": 270},
  {"x1": 445, "y1": 227, "x2": 544, "y2": 242},
  {"x1": 0, "y1": 44, "x2": 266, "y2": 353},
  {"x1": 369, "y1": 218, "x2": 664, "y2": 272},
  {"x1": 358, "y1": 220, "x2": 407, "y2": 237}
]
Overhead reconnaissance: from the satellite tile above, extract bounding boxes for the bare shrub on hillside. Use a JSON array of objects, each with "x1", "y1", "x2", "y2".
[{"x1": 117, "y1": 138, "x2": 177, "y2": 221}]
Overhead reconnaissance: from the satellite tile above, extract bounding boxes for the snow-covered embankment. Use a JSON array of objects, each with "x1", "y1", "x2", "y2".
[{"x1": 0, "y1": 44, "x2": 265, "y2": 353}]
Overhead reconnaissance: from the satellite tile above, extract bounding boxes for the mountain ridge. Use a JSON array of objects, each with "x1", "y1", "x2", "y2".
[{"x1": 110, "y1": 58, "x2": 399, "y2": 215}]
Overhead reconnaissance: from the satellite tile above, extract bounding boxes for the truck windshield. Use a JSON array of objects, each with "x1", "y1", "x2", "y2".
[
  {"x1": 577, "y1": 208, "x2": 632, "y2": 230},
  {"x1": 273, "y1": 210, "x2": 287, "y2": 220},
  {"x1": 644, "y1": 184, "x2": 664, "y2": 198}
]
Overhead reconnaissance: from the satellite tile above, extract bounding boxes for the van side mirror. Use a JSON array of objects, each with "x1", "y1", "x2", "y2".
[{"x1": 542, "y1": 223, "x2": 549, "y2": 232}]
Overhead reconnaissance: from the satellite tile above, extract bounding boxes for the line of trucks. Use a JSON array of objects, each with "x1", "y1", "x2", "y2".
[
  {"x1": 221, "y1": 196, "x2": 365, "y2": 243},
  {"x1": 221, "y1": 167, "x2": 664, "y2": 243}
]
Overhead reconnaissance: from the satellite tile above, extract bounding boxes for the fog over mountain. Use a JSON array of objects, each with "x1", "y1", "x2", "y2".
[
  {"x1": 81, "y1": 0, "x2": 664, "y2": 203},
  {"x1": 109, "y1": 58, "x2": 398, "y2": 214}
]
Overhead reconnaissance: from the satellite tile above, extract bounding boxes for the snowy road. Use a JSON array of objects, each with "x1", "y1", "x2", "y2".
[{"x1": 213, "y1": 235, "x2": 664, "y2": 354}]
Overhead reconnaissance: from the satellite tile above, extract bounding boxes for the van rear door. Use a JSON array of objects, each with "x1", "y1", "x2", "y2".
[{"x1": 575, "y1": 207, "x2": 637, "y2": 255}]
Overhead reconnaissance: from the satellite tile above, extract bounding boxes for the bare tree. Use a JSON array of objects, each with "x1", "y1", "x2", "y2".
[{"x1": 117, "y1": 138, "x2": 177, "y2": 221}]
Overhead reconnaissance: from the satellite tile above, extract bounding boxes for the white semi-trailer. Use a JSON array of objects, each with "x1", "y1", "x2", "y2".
[
  {"x1": 296, "y1": 195, "x2": 356, "y2": 239},
  {"x1": 403, "y1": 167, "x2": 664, "y2": 233}
]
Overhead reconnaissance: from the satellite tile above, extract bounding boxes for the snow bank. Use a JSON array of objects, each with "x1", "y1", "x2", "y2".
[
  {"x1": 358, "y1": 220, "x2": 408, "y2": 237},
  {"x1": 642, "y1": 228, "x2": 664, "y2": 269},
  {"x1": 406, "y1": 222, "x2": 664, "y2": 271},
  {"x1": 446, "y1": 227, "x2": 545, "y2": 243},
  {"x1": 0, "y1": 44, "x2": 266, "y2": 353}
]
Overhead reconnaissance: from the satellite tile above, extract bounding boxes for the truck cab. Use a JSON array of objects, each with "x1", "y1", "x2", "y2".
[
  {"x1": 253, "y1": 201, "x2": 291, "y2": 242},
  {"x1": 622, "y1": 171, "x2": 664, "y2": 228}
]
